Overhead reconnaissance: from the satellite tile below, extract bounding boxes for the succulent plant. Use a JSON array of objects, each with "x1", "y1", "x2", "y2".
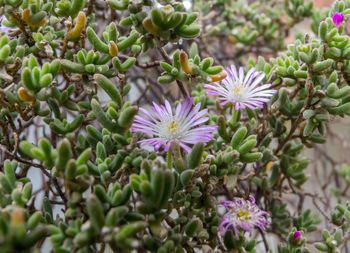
[{"x1": 1, "y1": 0, "x2": 350, "y2": 252}]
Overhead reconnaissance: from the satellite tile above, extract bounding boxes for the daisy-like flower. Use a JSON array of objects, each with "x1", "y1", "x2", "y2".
[
  {"x1": 204, "y1": 65, "x2": 276, "y2": 110},
  {"x1": 219, "y1": 196, "x2": 269, "y2": 237},
  {"x1": 332, "y1": 12, "x2": 344, "y2": 28},
  {"x1": 131, "y1": 97, "x2": 218, "y2": 153}
]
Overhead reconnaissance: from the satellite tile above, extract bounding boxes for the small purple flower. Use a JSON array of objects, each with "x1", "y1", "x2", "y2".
[
  {"x1": 204, "y1": 65, "x2": 276, "y2": 110},
  {"x1": 332, "y1": 12, "x2": 344, "y2": 28},
  {"x1": 219, "y1": 196, "x2": 270, "y2": 237},
  {"x1": 291, "y1": 231, "x2": 303, "y2": 244},
  {"x1": 131, "y1": 97, "x2": 218, "y2": 153},
  {"x1": 0, "y1": 15, "x2": 10, "y2": 35}
]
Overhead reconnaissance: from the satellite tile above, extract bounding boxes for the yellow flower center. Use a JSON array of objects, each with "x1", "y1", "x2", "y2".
[
  {"x1": 159, "y1": 118, "x2": 184, "y2": 140},
  {"x1": 234, "y1": 86, "x2": 242, "y2": 93},
  {"x1": 168, "y1": 121, "x2": 178, "y2": 134},
  {"x1": 231, "y1": 85, "x2": 247, "y2": 102},
  {"x1": 237, "y1": 209, "x2": 250, "y2": 220}
]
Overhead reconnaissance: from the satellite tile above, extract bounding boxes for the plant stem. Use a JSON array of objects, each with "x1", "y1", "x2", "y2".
[
  {"x1": 167, "y1": 149, "x2": 172, "y2": 169},
  {"x1": 233, "y1": 108, "x2": 240, "y2": 123}
]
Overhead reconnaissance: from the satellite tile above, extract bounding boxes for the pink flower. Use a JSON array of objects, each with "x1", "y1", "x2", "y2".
[
  {"x1": 131, "y1": 97, "x2": 217, "y2": 153},
  {"x1": 292, "y1": 231, "x2": 302, "y2": 243},
  {"x1": 219, "y1": 196, "x2": 270, "y2": 237},
  {"x1": 204, "y1": 65, "x2": 276, "y2": 110},
  {"x1": 332, "y1": 12, "x2": 344, "y2": 28}
]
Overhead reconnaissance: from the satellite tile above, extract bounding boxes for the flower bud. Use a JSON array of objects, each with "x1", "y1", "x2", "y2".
[
  {"x1": 332, "y1": 12, "x2": 344, "y2": 28},
  {"x1": 291, "y1": 231, "x2": 302, "y2": 244}
]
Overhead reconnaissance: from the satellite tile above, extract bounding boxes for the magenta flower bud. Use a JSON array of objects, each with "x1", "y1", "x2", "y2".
[
  {"x1": 332, "y1": 12, "x2": 344, "y2": 28},
  {"x1": 292, "y1": 231, "x2": 302, "y2": 244}
]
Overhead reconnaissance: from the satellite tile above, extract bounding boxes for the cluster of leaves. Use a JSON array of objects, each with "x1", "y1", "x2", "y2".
[{"x1": 1, "y1": 0, "x2": 350, "y2": 252}]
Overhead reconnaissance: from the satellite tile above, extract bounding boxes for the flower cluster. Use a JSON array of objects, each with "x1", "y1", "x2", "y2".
[
  {"x1": 219, "y1": 196, "x2": 270, "y2": 236},
  {"x1": 132, "y1": 65, "x2": 277, "y2": 153}
]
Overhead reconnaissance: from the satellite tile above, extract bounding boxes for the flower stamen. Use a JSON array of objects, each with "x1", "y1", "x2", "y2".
[{"x1": 168, "y1": 121, "x2": 177, "y2": 134}]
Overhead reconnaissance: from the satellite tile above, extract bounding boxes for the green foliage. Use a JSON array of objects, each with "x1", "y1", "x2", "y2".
[
  {"x1": 1, "y1": 0, "x2": 350, "y2": 251},
  {"x1": 158, "y1": 44, "x2": 224, "y2": 85}
]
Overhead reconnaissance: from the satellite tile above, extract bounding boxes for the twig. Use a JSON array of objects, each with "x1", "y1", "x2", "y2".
[
  {"x1": 274, "y1": 68, "x2": 314, "y2": 155},
  {"x1": 52, "y1": 178, "x2": 68, "y2": 207},
  {"x1": 258, "y1": 227, "x2": 270, "y2": 251},
  {"x1": 9, "y1": 11, "x2": 34, "y2": 44},
  {"x1": 0, "y1": 145, "x2": 52, "y2": 179}
]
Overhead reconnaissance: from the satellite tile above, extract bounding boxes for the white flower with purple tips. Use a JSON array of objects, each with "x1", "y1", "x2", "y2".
[
  {"x1": 219, "y1": 196, "x2": 269, "y2": 237},
  {"x1": 205, "y1": 65, "x2": 276, "y2": 110},
  {"x1": 131, "y1": 97, "x2": 217, "y2": 153}
]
